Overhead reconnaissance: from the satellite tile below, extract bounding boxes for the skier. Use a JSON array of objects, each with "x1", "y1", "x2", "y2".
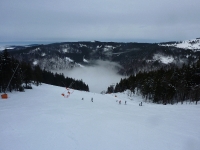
[
  {"x1": 125, "y1": 101, "x2": 127, "y2": 105},
  {"x1": 119, "y1": 100, "x2": 121, "y2": 104},
  {"x1": 91, "y1": 98, "x2": 93, "y2": 102},
  {"x1": 82, "y1": 98, "x2": 84, "y2": 100}
]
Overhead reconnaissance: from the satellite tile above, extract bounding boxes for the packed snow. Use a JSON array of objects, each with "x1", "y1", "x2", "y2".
[{"x1": 0, "y1": 84, "x2": 200, "y2": 150}]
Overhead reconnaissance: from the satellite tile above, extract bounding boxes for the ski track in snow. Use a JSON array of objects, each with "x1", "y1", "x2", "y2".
[{"x1": 0, "y1": 84, "x2": 200, "y2": 150}]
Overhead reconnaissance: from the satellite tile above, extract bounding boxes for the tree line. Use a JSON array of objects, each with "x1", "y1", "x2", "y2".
[
  {"x1": 0, "y1": 49, "x2": 89, "y2": 93},
  {"x1": 108, "y1": 59, "x2": 200, "y2": 105}
]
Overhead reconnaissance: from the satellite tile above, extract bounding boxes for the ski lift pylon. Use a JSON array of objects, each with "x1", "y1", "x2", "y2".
[{"x1": 2, "y1": 64, "x2": 19, "y2": 100}]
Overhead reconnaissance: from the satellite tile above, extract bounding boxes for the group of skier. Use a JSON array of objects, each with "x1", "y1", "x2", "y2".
[
  {"x1": 82, "y1": 97, "x2": 93, "y2": 102},
  {"x1": 81, "y1": 97, "x2": 142, "y2": 106},
  {"x1": 116, "y1": 100, "x2": 126, "y2": 105},
  {"x1": 117, "y1": 99, "x2": 143, "y2": 106}
]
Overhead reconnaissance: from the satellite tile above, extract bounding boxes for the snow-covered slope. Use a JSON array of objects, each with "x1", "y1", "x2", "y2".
[
  {"x1": 160, "y1": 38, "x2": 200, "y2": 50},
  {"x1": 0, "y1": 84, "x2": 200, "y2": 150}
]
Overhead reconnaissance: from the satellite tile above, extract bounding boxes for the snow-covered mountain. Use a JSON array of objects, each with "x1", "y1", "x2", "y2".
[
  {"x1": 0, "y1": 83, "x2": 200, "y2": 150},
  {"x1": 5, "y1": 38, "x2": 200, "y2": 75},
  {"x1": 159, "y1": 38, "x2": 200, "y2": 50}
]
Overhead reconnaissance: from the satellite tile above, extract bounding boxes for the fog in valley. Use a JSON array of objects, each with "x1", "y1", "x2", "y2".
[{"x1": 55, "y1": 60, "x2": 124, "y2": 93}]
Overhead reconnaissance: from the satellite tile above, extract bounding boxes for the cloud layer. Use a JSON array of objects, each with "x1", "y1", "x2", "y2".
[{"x1": 58, "y1": 60, "x2": 124, "y2": 93}]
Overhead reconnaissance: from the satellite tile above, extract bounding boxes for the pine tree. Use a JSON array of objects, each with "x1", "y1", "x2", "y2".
[
  {"x1": 33, "y1": 65, "x2": 43, "y2": 86},
  {"x1": 0, "y1": 50, "x2": 12, "y2": 92},
  {"x1": 21, "y1": 62, "x2": 32, "y2": 88}
]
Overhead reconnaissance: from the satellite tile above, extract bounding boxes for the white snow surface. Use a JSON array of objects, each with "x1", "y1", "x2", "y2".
[
  {"x1": 79, "y1": 44, "x2": 87, "y2": 47},
  {"x1": 41, "y1": 53, "x2": 46, "y2": 56},
  {"x1": 160, "y1": 38, "x2": 200, "y2": 50},
  {"x1": 97, "y1": 45, "x2": 102, "y2": 48},
  {"x1": 83, "y1": 58, "x2": 89, "y2": 63},
  {"x1": 0, "y1": 47, "x2": 14, "y2": 51},
  {"x1": 153, "y1": 54, "x2": 174, "y2": 64},
  {"x1": 0, "y1": 84, "x2": 200, "y2": 150},
  {"x1": 62, "y1": 48, "x2": 69, "y2": 53},
  {"x1": 103, "y1": 45, "x2": 114, "y2": 52},
  {"x1": 33, "y1": 60, "x2": 38, "y2": 65},
  {"x1": 65, "y1": 57, "x2": 74, "y2": 62}
]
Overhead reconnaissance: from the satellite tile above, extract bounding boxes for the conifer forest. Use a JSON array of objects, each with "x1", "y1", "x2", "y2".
[{"x1": 0, "y1": 50, "x2": 89, "y2": 93}]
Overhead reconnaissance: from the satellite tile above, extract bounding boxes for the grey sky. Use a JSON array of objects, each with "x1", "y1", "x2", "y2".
[{"x1": 0, "y1": 0, "x2": 200, "y2": 43}]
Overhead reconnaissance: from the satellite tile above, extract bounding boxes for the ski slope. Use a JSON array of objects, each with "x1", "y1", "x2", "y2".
[{"x1": 0, "y1": 84, "x2": 200, "y2": 150}]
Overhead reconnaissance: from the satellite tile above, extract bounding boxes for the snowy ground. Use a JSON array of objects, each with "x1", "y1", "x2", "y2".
[{"x1": 0, "y1": 84, "x2": 200, "y2": 150}]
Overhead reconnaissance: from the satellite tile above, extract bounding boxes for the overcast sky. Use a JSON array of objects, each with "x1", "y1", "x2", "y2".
[{"x1": 0, "y1": 0, "x2": 200, "y2": 43}]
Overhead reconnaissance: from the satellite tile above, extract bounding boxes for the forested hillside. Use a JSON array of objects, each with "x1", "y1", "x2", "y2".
[
  {"x1": 108, "y1": 59, "x2": 200, "y2": 105},
  {"x1": 0, "y1": 50, "x2": 89, "y2": 93},
  {"x1": 7, "y1": 40, "x2": 200, "y2": 76}
]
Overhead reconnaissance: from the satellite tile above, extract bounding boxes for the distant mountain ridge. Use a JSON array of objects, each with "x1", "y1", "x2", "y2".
[{"x1": 6, "y1": 38, "x2": 200, "y2": 75}]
